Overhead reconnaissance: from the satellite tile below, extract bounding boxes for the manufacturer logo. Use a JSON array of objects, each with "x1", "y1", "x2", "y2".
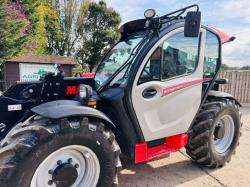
[
  {"x1": 66, "y1": 86, "x2": 80, "y2": 96},
  {"x1": 0, "y1": 123, "x2": 6, "y2": 133}
]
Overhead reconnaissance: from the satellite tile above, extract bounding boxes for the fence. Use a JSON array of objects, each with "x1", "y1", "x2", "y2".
[
  {"x1": 218, "y1": 70, "x2": 250, "y2": 104},
  {"x1": 0, "y1": 71, "x2": 250, "y2": 103}
]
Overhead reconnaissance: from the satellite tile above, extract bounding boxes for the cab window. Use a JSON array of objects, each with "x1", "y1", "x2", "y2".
[
  {"x1": 204, "y1": 31, "x2": 219, "y2": 78},
  {"x1": 138, "y1": 31, "x2": 200, "y2": 84}
]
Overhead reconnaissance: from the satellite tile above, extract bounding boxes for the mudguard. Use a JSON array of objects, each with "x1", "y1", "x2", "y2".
[
  {"x1": 208, "y1": 90, "x2": 241, "y2": 106},
  {"x1": 31, "y1": 100, "x2": 115, "y2": 127}
]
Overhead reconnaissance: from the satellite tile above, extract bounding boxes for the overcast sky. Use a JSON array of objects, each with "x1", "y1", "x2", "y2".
[{"x1": 105, "y1": 0, "x2": 250, "y2": 67}]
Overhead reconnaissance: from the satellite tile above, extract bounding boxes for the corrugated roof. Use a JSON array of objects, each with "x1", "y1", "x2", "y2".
[{"x1": 7, "y1": 55, "x2": 77, "y2": 65}]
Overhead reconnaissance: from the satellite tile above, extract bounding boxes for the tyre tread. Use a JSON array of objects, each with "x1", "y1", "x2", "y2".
[
  {"x1": 0, "y1": 116, "x2": 121, "y2": 186},
  {"x1": 186, "y1": 96, "x2": 241, "y2": 168}
]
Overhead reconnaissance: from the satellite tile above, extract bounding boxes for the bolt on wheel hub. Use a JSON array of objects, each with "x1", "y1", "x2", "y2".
[
  {"x1": 31, "y1": 145, "x2": 100, "y2": 187},
  {"x1": 213, "y1": 115, "x2": 235, "y2": 154},
  {"x1": 51, "y1": 162, "x2": 78, "y2": 186},
  {"x1": 214, "y1": 123, "x2": 225, "y2": 140}
]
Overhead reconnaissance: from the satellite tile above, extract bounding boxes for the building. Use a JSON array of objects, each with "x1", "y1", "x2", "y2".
[{"x1": 3, "y1": 55, "x2": 77, "y2": 89}]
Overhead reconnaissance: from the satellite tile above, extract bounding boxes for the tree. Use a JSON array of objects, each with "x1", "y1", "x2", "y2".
[
  {"x1": 76, "y1": 1, "x2": 121, "y2": 72},
  {"x1": 240, "y1": 66, "x2": 250, "y2": 70},
  {"x1": 221, "y1": 64, "x2": 240, "y2": 71},
  {"x1": 17, "y1": 0, "x2": 61, "y2": 54},
  {"x1": 46, "y1": 0, "x2": 89, "y2": 56},
  {"x1": 22, "y1": 0, "x2": 89, "y2": 56},
  {"x1": 0, "y1": 0, "x2": 30, "y2": 90},
  {"x1": 0, "y1": 0, "x2": 28, "y2": 62},
  {"x1": 36, "y1": 2, "x2": 62, "y2": 54}
]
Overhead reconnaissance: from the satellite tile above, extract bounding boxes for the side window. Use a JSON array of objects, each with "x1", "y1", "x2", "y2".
[
  {"x1": 138, "y1": 32, "x2": 200, "y2": 84},
  {"x1": 138, "y1": 47, "x2": 162, "y2": 84},
  {"x1": 204, "y1": 31, "x2": 219, "y2": 78}
]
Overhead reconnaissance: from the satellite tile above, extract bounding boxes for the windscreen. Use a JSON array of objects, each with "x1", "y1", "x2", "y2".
[{"x1": 94, "y1": 35, "x2": 144, "y2": 89}]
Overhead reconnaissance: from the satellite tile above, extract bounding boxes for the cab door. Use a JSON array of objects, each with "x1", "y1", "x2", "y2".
[{"x1": 131, "y1": 27, "x2": 206, "y2": 141}]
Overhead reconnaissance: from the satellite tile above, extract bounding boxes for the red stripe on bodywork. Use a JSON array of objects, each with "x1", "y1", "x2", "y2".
[{"x1": 163, "y1": 79, "x2": 203, "y2": 96}]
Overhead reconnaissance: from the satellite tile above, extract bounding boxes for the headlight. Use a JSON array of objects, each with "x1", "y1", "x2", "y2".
[{"x1": 79, "y1": 84, "x2": 93, "y2": 99}]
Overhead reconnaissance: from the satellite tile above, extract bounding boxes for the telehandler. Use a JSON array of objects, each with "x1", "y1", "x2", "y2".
[{"x1": 0, "y1": 5, "x2": 241, "y2": 187}]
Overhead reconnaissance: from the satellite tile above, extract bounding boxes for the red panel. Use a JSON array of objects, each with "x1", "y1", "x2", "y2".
[
  {"x1": 209, "y1": 26, "x2": 235, "y2": 44},
  {"x1": 135, "y1": 134, "x2": 188, "y2": 164},
  {"x1": 82, "y1": 73, "x2": 95, "y2": 78},
  {"x1": 166, "y1": 134, "x2": 188, "y2": 150},
  {"x1": 134, "y1": 143, "x2": 148, "y2": 163}
]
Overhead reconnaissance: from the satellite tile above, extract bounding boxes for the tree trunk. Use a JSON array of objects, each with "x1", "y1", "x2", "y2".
[{"x1": 89, "y1": 65, "x2": 94, "y2": 73}]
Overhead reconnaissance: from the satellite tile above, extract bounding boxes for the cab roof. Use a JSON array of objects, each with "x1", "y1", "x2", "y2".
[{"x1": 118, "y1": 19, "x2": 235, "y2": 44}]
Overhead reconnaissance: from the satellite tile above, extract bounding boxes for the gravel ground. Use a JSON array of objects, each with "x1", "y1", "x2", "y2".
[{"x1": 119, "y1": 107, "x2": 250, "y2": 187}]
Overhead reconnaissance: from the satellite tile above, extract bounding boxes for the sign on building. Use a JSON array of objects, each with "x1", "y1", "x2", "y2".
[{"x1": 20, "y1": 63, "x2": 55, "y2": 81}]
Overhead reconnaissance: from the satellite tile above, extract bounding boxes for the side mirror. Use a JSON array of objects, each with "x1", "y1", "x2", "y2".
[
  {"x1": 184, "y1": 11, "x2": 201, "y2": 37},
  {"x1": 215, "y1": 78, "x2": 229, "y2": 85}
]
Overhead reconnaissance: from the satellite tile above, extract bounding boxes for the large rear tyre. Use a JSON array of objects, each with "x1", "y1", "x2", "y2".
[
  {"x1": 0, "y1": 116, "x2": 121, "y2": 187},
  {"x1": 186, "y1": 97, "x2": 241, "y2": 168}
]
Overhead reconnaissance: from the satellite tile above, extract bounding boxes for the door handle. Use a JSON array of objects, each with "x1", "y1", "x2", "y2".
[{"x1": 142, "y1": 88, "x2": 157, "y2": 98}]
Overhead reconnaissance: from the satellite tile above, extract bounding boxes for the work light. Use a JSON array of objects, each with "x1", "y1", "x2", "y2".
[
  {"x1": 79, "y1": 84, "x2": 92, "y2": 99},
  {"x1": 144, "y1": 9, "x2": 156, "y2": 19}
]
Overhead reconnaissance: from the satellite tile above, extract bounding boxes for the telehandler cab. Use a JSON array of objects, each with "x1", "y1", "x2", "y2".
[{"x1": 0, "y1": 4, "x2": 241, "y2": 187}]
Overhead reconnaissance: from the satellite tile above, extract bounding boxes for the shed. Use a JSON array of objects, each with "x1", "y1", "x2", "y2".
[{"x1": 3, "y1": 55, "x2": 77, "y2": 89}]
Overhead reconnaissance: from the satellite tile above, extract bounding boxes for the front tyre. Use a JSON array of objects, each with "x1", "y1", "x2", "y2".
[
  {"x1": 0, "y1": 116, "x2": 121, "y2": 187},
  {"x1": 186, "y1": 97, "x2": 241, "y2": 168}
]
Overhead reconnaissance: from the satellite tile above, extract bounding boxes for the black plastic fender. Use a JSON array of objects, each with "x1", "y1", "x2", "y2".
[
  {"x1": 208, "y1": 90, "x2": 242, "y2": 107},
  {"x1": 31, "y1": 100, "x2": 116, "y2": 128}
]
